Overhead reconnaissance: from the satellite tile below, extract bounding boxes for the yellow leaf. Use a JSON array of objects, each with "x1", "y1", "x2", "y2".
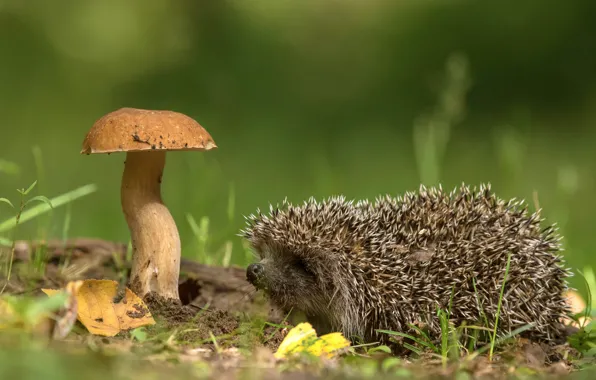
[
  {"x1": 274, "y1": 322, "x2": 350, "y2": 359},
  {"x1": 306, "y1": 332, "x2": 351, "y2": 359},
  {"x1": 0, "y1": 297, "x2": 15, "y2": 329},
  {"x1": 274, "y1": 322, "x2": 317, "y2": 359},
  {"x1": 42, "y1": 279, "x2": 155, "y2": 337}
]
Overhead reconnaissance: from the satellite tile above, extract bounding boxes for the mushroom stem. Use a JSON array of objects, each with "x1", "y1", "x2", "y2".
[{"x1": 121, "y1": 151, "x2": 180, "y2": 300}]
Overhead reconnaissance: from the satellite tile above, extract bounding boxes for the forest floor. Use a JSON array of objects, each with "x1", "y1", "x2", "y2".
[{"x1": 0, "y1": 238, "x2": 594, "y2": 380}]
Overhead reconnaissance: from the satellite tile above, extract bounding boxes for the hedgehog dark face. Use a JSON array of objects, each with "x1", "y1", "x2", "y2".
[{"x1": 245, "y1": 245, "x2": 331, "y2": 320}]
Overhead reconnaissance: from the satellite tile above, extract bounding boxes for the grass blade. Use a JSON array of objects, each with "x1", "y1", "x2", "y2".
[
  {"x1": 402, "y1": 342, "x2": 423, "y2": 356},
  {"x1": 186, "y1": 213, "x2": 210, "y2": 264},
  {"x1": 471, "y1": 323, "x2": 536, "y2": 358},
  {"x1": 439, "y1": 309, "x2": 449, "y2": 366},
  {"x1": 376, "y1": 329, "x2": 437, "y2": 352},
  {"x1": 407, "y1": 323, "x2": 439, "y2": 353},
  {"x1": 227, "y1": 182, "x2": 235, "y2": 223},
  {"x1": 0, "y1": 184, "x2": 97, "y2": 233},
  {"x1": 489, "y1": 252, "x2": 512, "y2": 360}
]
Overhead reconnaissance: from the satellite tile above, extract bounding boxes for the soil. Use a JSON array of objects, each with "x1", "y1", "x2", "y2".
[
  {"x1": 142, "y1": 291, "x2": 241, "y2": 344},
  {"x1": 1, "y1": 238, "x2": 284, "y2": 347}
]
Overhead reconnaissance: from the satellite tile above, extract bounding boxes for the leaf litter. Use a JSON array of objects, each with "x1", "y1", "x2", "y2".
[{"x1": 42, "y1": 279, "x2": 155, "y2": 337}]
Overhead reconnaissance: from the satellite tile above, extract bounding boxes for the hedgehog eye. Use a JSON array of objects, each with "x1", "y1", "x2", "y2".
[{"x1": 293, "y1": 257, "x2": 314, "y2": 277}]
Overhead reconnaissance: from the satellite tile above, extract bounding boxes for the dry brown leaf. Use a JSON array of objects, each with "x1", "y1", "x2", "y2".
[
  {"x1": 563, "y1": 290, "x2": 590, "y2": 327},
  {"x1": 42, "y1": 279, "x2": 155, "y2": 337}
]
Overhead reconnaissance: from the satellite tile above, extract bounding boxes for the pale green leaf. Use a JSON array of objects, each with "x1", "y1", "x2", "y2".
[
  {"x1": 0, "y1": 198, "x2": 14, "y2": 209},
  {"x1": 23, "y1": 180, "x2": 38, "y2": 195},
  {"x1": 24, "y1": 195, "x2": 53, "y2": 209},
  {"x1": 368, "y1": 345, "x2": 392, "y2": 354}
]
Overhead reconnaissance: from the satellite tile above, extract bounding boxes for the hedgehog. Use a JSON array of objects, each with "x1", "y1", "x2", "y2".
[{"x1": 240, "y1": 183, "x2": 573, "y2": 347}]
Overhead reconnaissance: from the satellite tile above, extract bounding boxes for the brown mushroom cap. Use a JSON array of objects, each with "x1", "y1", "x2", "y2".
[{"x1": 81, "y1": 107, "x2": 217, "y2": 154}]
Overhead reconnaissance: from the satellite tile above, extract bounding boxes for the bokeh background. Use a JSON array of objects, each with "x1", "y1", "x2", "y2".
[{"x1": 1, "y1": 0, "x2": 595, "y2": 291}]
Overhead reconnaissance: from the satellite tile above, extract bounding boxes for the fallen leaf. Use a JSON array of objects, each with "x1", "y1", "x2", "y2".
[
  {"x1": 274, "y1": 322, "x2": 350, "y2": 359},
  {"x1": 0, "y1": 297, "x2": 15, "y2": 329},
  {"x1": 563, "y1": 290, "x2": 590, "y2": 327},
  {"x1": 42, "y1": 279, "x2": 155, "y2": 337},
  {"x1": 50, "y1": 280, "x2": 83, "y2": 339},
  {"x1": 306, "y1": 332, "x2": 352, "y2": 358},
  {"x1": 274, "y1": 322, "x2": 317, "y2": 359}
]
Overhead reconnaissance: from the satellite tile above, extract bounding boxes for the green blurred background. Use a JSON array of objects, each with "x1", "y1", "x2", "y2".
[{"x1": 1, "y1": 0, "x2": 595, "y2": 291}]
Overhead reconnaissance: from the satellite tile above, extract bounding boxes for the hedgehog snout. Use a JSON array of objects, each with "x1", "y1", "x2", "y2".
[{"x1": 247, "y1": 263, "x2": 265, "y2": 287}]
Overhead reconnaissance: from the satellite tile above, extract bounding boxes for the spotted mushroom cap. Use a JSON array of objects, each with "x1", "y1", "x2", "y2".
[{"x1": 81, "y1": 107, "x2": 217, "y2": 154}]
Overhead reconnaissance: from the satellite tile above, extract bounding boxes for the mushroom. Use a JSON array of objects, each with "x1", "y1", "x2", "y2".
[{"x1": 81, "y1": 108, "x2": 216, "y2": 300}]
